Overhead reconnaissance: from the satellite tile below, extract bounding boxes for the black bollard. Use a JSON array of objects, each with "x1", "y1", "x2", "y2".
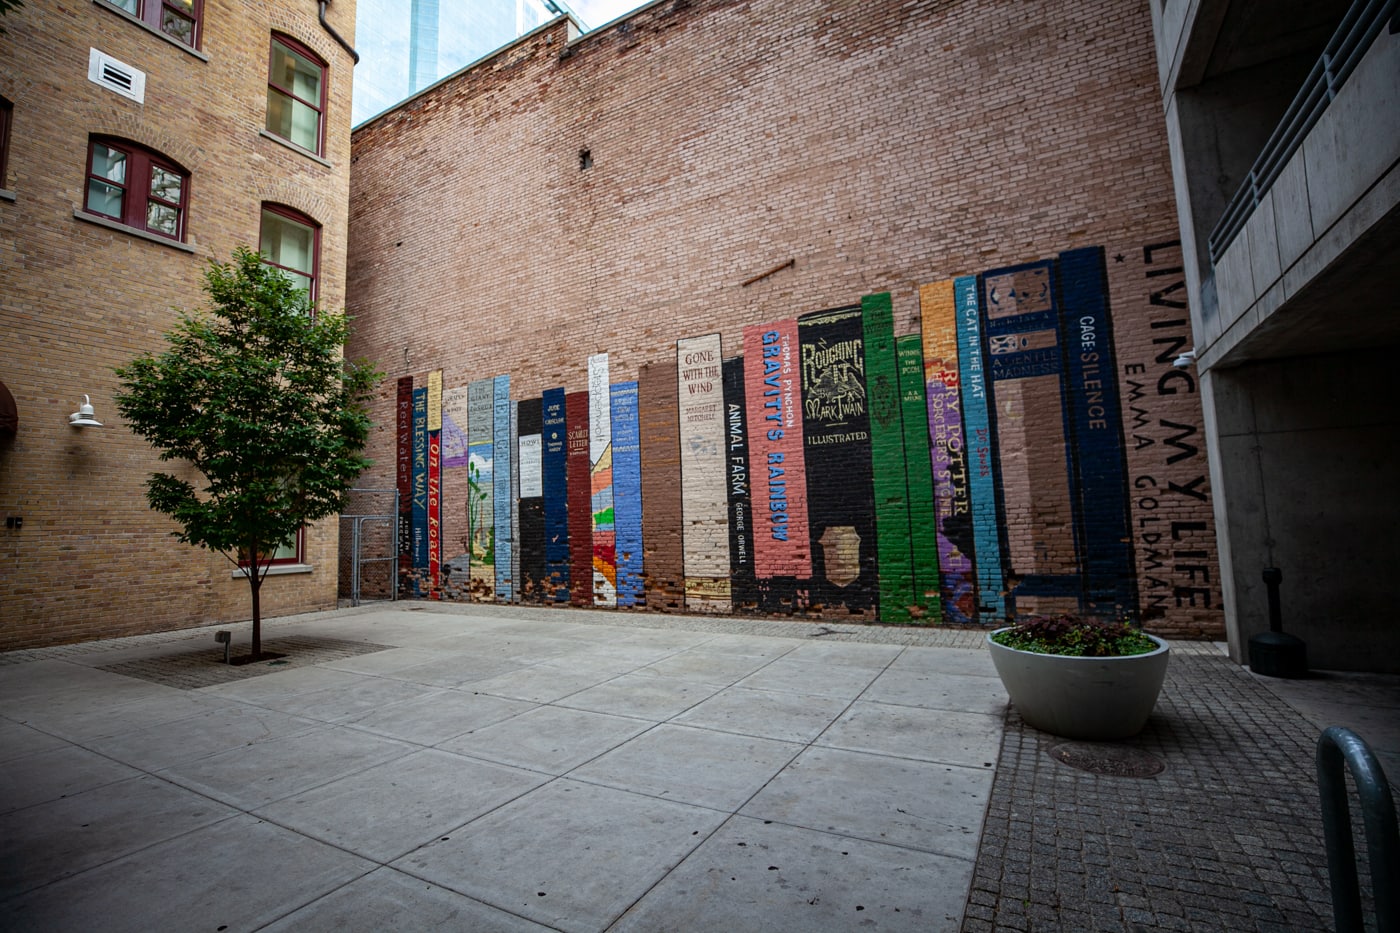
[{"x1": 1248, "y1": 567, "x2": 1308, "y2": 677}]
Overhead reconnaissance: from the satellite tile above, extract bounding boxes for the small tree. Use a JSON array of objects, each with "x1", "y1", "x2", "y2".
[{"x1": 116, "y1": 247, "x2": 381, "y2": 657}]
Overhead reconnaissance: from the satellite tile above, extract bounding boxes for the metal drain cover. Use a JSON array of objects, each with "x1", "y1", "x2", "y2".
[{"x1": 1047, "y1": 742, "x2": 1166, "y2": 778}]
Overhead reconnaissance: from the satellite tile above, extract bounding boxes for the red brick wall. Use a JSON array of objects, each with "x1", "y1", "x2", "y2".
[
  {"x1": 346, "y1": 0, "x2": 1223, "y2": 637},
  {"x1": 0, "y1": 0, "x2": 358, "y2": 649}
]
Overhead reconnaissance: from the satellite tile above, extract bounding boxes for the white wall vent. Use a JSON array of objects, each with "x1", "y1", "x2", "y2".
[{"x1": 88, "y1": 49, "x2": 146, "y2": 104}]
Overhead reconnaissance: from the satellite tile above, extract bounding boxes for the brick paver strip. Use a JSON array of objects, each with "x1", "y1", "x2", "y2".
[
  {"x1": 962, "y1": 649, "x2": 1347, "y2": 932},
  {"x1": 95, "y1": 636, "x2": 395, "y2": 690}
]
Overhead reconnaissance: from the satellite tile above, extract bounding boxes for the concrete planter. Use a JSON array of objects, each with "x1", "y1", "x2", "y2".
[{"x1": 986, "y1": 629, "x2": 1170, "y2": 740}]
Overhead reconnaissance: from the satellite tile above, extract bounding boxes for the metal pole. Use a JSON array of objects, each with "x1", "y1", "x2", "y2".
[{"x1": 1316, "y1": 726, "x2": 1400, "y2": 932}]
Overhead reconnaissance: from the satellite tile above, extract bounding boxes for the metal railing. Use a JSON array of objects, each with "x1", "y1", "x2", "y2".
[
  {"x1": 1316, "y1": 726, "x2": 1399, "y2": 932},
  {"x1": 1207, "y1": 0, "x2": 1398, "y2": 264}
]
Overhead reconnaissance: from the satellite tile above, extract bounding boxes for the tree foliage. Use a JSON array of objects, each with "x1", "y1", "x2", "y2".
[{"x1": 115, "y1": 247, "x2": 381, "y2": 655}]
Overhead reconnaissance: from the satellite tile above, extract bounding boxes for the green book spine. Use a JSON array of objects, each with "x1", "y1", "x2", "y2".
[
  {"x1": 862, "y1": 293, "x2": 915, "y2": 623},
  {"x1": 897, "y1": 333, "x2": 943, "y2": 622}
]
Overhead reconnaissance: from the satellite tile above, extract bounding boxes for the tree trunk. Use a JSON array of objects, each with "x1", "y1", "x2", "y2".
[{"x1": 249, "y1": 562, "x2": 263, "y2": 659}]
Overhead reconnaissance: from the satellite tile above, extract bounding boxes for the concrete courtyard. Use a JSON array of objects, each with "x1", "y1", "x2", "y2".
[{"x1": 4, "y1": 602, "x2": 1398, "y2": 931}]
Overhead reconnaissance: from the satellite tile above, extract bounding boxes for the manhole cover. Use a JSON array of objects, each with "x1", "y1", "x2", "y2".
[{"x1": 1047, "y1": 742, "x2": 1166, "y2": 778}]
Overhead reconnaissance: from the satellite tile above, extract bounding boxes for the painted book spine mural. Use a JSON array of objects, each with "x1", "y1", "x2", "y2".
[
  {"x1": 677, "y1": 334, "x2": 731, "y2": 611},
  {"x1": 742, "y1": 320, "x2": 811, "y2": 613},
  {"x1": 611, "y1": 381, "x2": 644, "y2": 607},
  {"x1": 954, "y1": 274, "x2": 1005, "y2": 619},
  {"x1": 467, "y1": 378, "x2": 494, "y2": 600},
  {"x1": 542, "y1": 387, "x2": 570, "y2": 602},
  {"x1": 799, "y1": 305, "x2": 877, "y2": 614},
  {"x1": 396, "y1": 376, "x2": 412, "y2": 595},
  {"x1": 405, "y1": 236, "x2": 1219, "y2": 637},
  {"x1": 427, "y1": 370, "x2": 442, "y2": 598},
  {"x1": 493, "y1": 374, "x2": 513, "y2": 602},
  {"x1": 722, "y1": 356, "x2": 757, "y2": 611},
  {"x1": 517, "y1": 397, "x2": 545, "y2": 602},
  {"x1": 411, "y1": 384, "x2": 428, "y2": 597},
  {"x1": 588, "y1": 354, "x2": 616, "y2": 607},
  {"x1": 1107, "y1": 239, "x2": 1222, "y2": 629},
  {"x1": 566, "y1": 390, "x2": 592, "y2": 607},
  {"x1": 1058, "y1": 247, "x2": 1135, "y2": 619},
  {"x1": 922, "y1": 281, "x2": 978, "y2": 623},
  {"x1": 896, "y1": 334, "x2": 942, "y2": 621},
  {"x1": 639, "y1": 359, "x2": 684, "y2": 609},
  {"x1": 862, "y1": 292, "x2": 916, "y2": 622}
]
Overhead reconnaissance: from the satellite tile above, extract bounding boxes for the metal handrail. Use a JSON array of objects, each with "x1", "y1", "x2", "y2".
[
  {"x1": 1207, "y1": 0, "x2": 1397, "y2": 264},
  {"x1": 1316, "y1": 726, "x2": 1400, "y2": 932}
]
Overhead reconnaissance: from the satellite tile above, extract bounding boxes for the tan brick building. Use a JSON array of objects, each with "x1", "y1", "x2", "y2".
[
  {"x1": 0, "y1": 0, "x2": 359, "y2": 648},
  {"x1": 347, "y1": 0, "x2": 1225, "y2": 639}
]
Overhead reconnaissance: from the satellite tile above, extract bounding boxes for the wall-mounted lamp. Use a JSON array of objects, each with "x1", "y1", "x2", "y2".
[
  {"x1": 68, "y1": 395, "x2": 104, "y2": 428},
  {"x1": 1172, "y1": 349, "x2": 1197, "y2": 370}
]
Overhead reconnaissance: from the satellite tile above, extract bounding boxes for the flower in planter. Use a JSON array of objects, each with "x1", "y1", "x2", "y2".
[{"x1": 990, "y1": 613, "x2": 1157, "y2": 657}]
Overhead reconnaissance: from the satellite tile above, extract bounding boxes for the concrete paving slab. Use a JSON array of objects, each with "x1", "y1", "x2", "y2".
[
  {"x1": 782, "y1": 639, "x2": 902, "y2": 669},
  {"x1": 0, "y1": 661, "x2": 174, "y2": 717},
  {"x1": 345, "y1": 687, "x2": 535, "y2": 746},
  {"x1": 886, "y1": 646, "x2": 999, "y2": 677},
  {"x1": 314, "y1": 646, "x2": 443, "y2": 676},
  {"x1": 0, "y1": 813, "x2": 373, "y2": 933},
  {"x1": 612, "y1": 815, "x2": 970, "y2": 933},
  {"x1": 21, "y1": 691, "x2": 226, "y2": 743},
  {"x1": 863, "y1": 669, "x2": 1008, "y2": 715},
  {"x1": 259, "y1": 866, "x2": 554, "y2": 932},
  {"x1": 0, "y1": 719, "x2": 69, "y2": 762},
  {"x1": 255, "y1": 748, "x2": 548, "y2": 862},
  {"x1": 466, "y1": 659, "x2": 626, "y2": 703},
  {"x1": 693, "y1": 633, "x2": 803, "y2": 658},
  {"x1": 0, "y1": 774, "x2": 238, "y2": 898},
  {"x1": 240, "y1": 674, "x2": 441, "y2": 724},
  {"x1": 638, "y1": 648, "x2": 780, "y2": 684},
  {"x1": 378, "y1": 652, "x2": 532, "y2": 689},
  {"x1": 195, "y1": 664, "x2": 370, "y2": 702},
  {"x1": 84, "y1": 704, "x2": 322, "y2": 771},
  {"x1": 569, "y1": 723, "x2": 802, "y2": 810},
  {"x1": 670, "y1": 685, "x2": 852, "y2": 744},
  {"x1": 816, "y1": 701, "x2": 1003, "y2": 770},
  {"x1": 439, "y1": 705, "x2": 652, "y2": 774},
  {"x1": 0, "y1": 745, "x2": 144, "y2": 814},
  {"x1": 393, "y1": 778, "x2": 726, "y2": 933},
  {"x1": 156, "y1": 725, "x2": 416, "y2": 809},
  {"x1": 734, "y1": 657, "x2": 881, "y2": 699},
  {"x1": 557, "y1": 670, "x2": 726, "y2": 720},
  {"x1": 740, "y1": 746, "x2": 992, "y2": 859}
]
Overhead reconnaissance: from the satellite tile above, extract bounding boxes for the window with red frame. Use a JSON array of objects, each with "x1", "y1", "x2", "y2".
[
  {"x1": 107, "y1": 0, "x2": 203, "y2": 49},
  {"x1": 259, "y1": 204, "x2": 320, "y2": 303},
  {"x1": 238, "y1": 527, "x2": 305, "y2": 569},
  {"x1": 266, "y1": 35, "x2": 326, "y2": 155},
  {"x1": 0, "y1": 97, "x2": 12, "y2": 189},
  {"x1": 84, "y1": 138, "x2": 189, "y2": 241}
]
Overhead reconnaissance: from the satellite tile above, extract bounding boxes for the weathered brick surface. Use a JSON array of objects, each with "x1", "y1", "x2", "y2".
[
  {"x1": 346, "y1": 0, "x2": 1221, "y2": 638},
  {"x1": 0, "y1": 0, "x2": 358, "y2": 649}
]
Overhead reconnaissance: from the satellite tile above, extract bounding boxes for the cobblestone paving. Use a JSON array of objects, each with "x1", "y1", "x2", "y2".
[
  {"x1": 95, "y1": 636, "x2": 394, "y2": 689},
  {"x1": 962, "y1": 650, "x2": 1346, "y2": 933}
]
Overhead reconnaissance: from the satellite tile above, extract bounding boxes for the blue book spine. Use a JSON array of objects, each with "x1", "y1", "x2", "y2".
[
  {"x1": 611, "y1": 381, "x2": 644, "y2": 607},
  {"x1": 542, "y1": 387, "x2": 570, "y2": 601},
  {"x1": 492, "y1": 374, "x2": 512, "y2": 602}
]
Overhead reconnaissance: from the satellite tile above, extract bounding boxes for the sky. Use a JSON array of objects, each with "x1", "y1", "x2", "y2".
[{"x1": 571, "y1": 0, "x2": 649, "y2": 30}]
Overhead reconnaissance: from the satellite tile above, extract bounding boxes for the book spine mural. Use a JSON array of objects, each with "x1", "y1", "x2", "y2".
[
  {"x1": 1106, "y1": 238, "x2": 1221, "y2": 628},
  {"x1": 493, "y1": 374, "x2": 513, "y2": 602},
  {"x1": 954, "y1": 274, "x2": 1005, "y2": 619},
  {"x1": 722, "y1": 356, "x2": 756, "y2": 611},
  {"x1": 542, "y1": 387, "x2": 570, "y2": 602},
  {"x1": 588, "y1": 354, "x2": 616, "y2": 607},
  {"x1": 566, "y1": 390, "x2": 592, "y2": 606},
  {"x1": 742, "y1": 320, "x2": 811, "y2": 612},
  {"x1": 896, "y1": 334, "x2": 942, "y2": 621},
  {"x1": 411, "y1": 384, "x2": 428, "y2": 597},
  {"x1": 799, "y1": 305, "x2": 877, "y2": 614},
  {"x1": 611, "y1": 381, "x2": 644, "y2": 607},
  {"x1": 638, "y1": 359, "x2": 684, "y2": 609},
  {"x1": 922, "y1": 281, "x2": 978, "y2": 623},
  {"x1": 396, "y1": 376, "x2": 412, "y2": 595},
  {"x1": 982, "y1": 260, "x2": 1080, "y2": 617},
  {"x1": 1058, "y1": 247, "x2": 1136, "y2": 619},
  {"x1": 862, "y1": 292, "x2": 916, "y2": 622},
  {"x1": 517, "y1": 397, "x2": 545, "y2": 602},
  {"x1": 427, "y1": 370, "x2": 442, "y2": 598},
  {"x1": 676, "y1": 334, "x2": 731, "y2": 611},
  {"x1": 402, "y1": 236, "x2": 1220, "y2": 637},
  {"x1": 467, "y1": 378, "x2": 494, "y2": 600}
]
